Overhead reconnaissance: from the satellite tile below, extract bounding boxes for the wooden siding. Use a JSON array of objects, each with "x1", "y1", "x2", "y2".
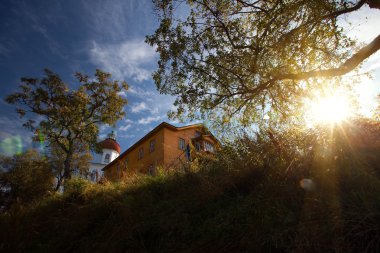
[
  {"x1": 105, "y1": 129, "x2": 165, "y2": 180},
  {"x1": 104, "y1": 123, "x2": 218, "y2": 181}
]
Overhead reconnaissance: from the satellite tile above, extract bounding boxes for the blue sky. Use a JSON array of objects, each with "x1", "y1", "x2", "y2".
[
  {"x1": 0, "y1": 0, "x2": 184, "y2": 154},
  {"x1": 0, "y1": 1, "x2": 379, "y2": 155}
]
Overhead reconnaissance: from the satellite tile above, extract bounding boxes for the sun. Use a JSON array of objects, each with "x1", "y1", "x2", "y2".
[{"x1": 304, "y1": 90, "x2": 353, "y2": 126}]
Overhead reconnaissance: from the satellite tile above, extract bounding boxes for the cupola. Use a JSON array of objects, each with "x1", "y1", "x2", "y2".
[{"x1": 98, "y1": 131, "x2": 121, "y2": 154}]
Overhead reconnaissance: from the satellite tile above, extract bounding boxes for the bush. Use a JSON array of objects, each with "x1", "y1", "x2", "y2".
[{"x1": 0, "y1": 150, "x2": 53, "y2": 211}]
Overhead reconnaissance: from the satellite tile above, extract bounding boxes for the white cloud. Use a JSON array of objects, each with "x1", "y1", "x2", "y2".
[
  {"x1": 99, "y1": 124, "x2": 110, "y2": 133},
  {"x1": 138, "y1": 115, "x2": 163, "y2": 125},
  {"x1": 80, "y1": 0, "x2": 154, "y2": 41},
  {"x1": 131, "y1": 102, "x2": 149, "y2": 113},
  {"x1": 128, "y1": 85, "x2": 155, "y2": 97},
  {"x1": 170, "y1": 119, "x2": 181, "y2": 125},
  {"x1": 90, "y1": 40, "x2": 156, "y2": 82},
  {"x1": 119, "y1": 134, "x2": 136, "y2": 139},
  {"x1": 124, "y1": 119, "x2": 133, "y2": 124},
  {"x1": 130, "y1": 101, "x2": 160, "y2": 115},
  {"x1": 98, "y1": 133, "x2": 107, "y2": 141},
  {"x1": 117, "y1": 91, "x2": 127, "y2": 97},
  {"x1": 119, "y1": 124, "x2": 132, "y2": 131}
]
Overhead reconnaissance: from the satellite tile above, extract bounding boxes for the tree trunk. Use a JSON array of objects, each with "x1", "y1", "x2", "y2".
[
  {"x1": 54, "y1": 176, "x2": 63, "y2": 192},
  {"x1": 63, "y1": 151, "x2": 73, "y2": 181}
]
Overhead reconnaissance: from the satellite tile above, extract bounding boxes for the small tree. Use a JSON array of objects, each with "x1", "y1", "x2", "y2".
[
  {"x1": 0, "y1": 150, "x2": 53, "y2": 210},
  {"x1": 6, "y1": 69, "x2": 128, "y2": 188}
]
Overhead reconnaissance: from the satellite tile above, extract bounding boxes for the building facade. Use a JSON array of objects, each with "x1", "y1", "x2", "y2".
[{"x1": 103, "y1": 122, "x2": 218, "y2": 181}]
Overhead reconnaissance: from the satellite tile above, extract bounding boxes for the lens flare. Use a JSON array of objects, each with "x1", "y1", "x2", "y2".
[
  {"x1": 299, "y1": 178, "x2": 315, "y2": 191},
  {"x1": 35, "y1": 129, "x2": 46, "y2": 154},
  {"x1": 0, "y1": 135, "x2": 23, "y2": 156}
]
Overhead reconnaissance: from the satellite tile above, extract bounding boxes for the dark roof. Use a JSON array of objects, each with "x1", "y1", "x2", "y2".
[
  {"x1": 102, "y1": 122, "x2": 211, "y2": 171},
  {"x1": 98, "y1": 138, "x2": 121, "y2": 153}
]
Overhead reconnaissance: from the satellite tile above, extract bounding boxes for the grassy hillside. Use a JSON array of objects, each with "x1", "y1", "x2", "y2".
[{"x1": 1, "y1": 124, "x2": 380, "y2": 253}]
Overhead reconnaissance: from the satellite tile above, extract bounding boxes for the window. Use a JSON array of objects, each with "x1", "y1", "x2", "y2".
[
  {"x1": 138, "y1": 147, "x2": 144, "y2": 159},
  {"x1": 195, "y1": 131, "x2": 202, "y2": 137},
  {"x1": 90, "y1": 170, "x2": 99, "y2": 182},
  {"x1": 204, "y1": 141, "x2": 215, "y2": 152},
  {"x1": 185, "y1": 144, "x2": 191, "y2": 161},
  {"x1": 104, "y1": 153, "x2": 110, "y2": 163},
  {"x1": 149, "y1": 139, "x2": 156, "y2": 153},
  {"x1": 148, "y1": 164, "x2": 156, "y2": 176},
  {"x1": 179, "y1": 138, "x2": 185, "y2": 150},
  {"x1": 195, "y1": 142, "x2": 201, "y2": 151}
]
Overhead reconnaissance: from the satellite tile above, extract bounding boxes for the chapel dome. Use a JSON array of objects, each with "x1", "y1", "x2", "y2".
[{"x1": 98, "y1": 131, "x2": 121, "y2": 153}]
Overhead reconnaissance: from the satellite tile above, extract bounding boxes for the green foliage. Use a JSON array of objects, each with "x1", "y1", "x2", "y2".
[
  {"x1": 0, "y1": 150, "x2": 53, "y2": 211},
  {"x1": 147, "y1": 0, "x2": 379, "y2": 125},
  {"x1": 49, "y1": 142, "x2": 92, "y2": 190},
  {"x1": 5, "y1": 69, "x2": 128, "y2": 184},
  {"x1": 1, "y1": 120, "x2": 380, "y2": 252}
]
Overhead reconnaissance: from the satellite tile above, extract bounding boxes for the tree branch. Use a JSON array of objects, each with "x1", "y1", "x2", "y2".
[{"x1": 276, "y1": 34, "x2": 380, "y2": 80}]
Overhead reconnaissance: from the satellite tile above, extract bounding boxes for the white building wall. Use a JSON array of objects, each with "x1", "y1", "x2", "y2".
[
  {"x1": 100, "y1": 148, "x2": 119, "y2": 164},
  {"x1": 88, "y1": 149, "x2": 119, "y2": 182}
]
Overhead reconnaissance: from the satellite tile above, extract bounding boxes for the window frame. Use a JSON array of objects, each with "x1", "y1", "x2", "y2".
[
  {"x1": 138, "y1": 147, "x2": 144, "y2": 159},
  {"x1": 204, "y1": 141, "x2": 215, "y2": 152},
  {"x1": 179, "y1": 138, "x2": 186, "y2": 150},
  {"x1": 104, "y1": 153, "x2": 111, "y2": 163},
  {"x1": 195, "y1": 142, "x2": 201, "y2": 151},
  {"x1": 149, "y1": 139, "x2": 156, "y2": 153}
]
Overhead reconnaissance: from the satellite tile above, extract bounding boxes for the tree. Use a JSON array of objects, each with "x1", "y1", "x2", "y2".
[
  {"x1": 146, "y1": 0, "x2": 380, "y2": 125},
  {"x1": 0, "y1": 150, "x2": 53, "y2": 210},
  {"x1": 6, "y1": 69, "x2": 128, "y2": 188},
  {"x1": 48, "y1": 142, "x2": 92, "y2": 191}
]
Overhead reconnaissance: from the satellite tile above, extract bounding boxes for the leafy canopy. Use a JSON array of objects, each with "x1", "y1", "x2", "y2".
[
  {"x1": 147, "y1": 0, "x2": 380, "y2": 126},
  {"x1": 6, "y1": 69, "x2": 128, "y2": 182}
]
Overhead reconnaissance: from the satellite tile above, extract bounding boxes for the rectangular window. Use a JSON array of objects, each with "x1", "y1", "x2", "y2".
[
  {"x1": 149, "y1": 139, "x2": 156, "y2": 153},
  {"x1": 195, "y1": 142, "x2": 201, "y2": 151},
  {"x1": 179, "y1": 138, "x2": 185, "y2": 150},
  {"x1": 138, "y1": 147, "x2": 144, "y2": 159},
  {"x1": 148, "y1": 164, "x2": 155, "y2": 176},
  {"x1": 104, "y1": 153, "x2": 110, "y2": 163},
  {"x1": 204, "y1": 141, "x2": 215, "y2": 152}
]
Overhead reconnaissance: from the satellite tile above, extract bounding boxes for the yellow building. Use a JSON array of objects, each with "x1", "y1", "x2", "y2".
[{"x1": 103, "y1": 122, "x2": 219, "y2": 181}]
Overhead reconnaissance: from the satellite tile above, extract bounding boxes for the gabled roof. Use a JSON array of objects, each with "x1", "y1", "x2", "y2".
[{"x1": 102, "y1": 122, "x2": 209, "y2": 171}]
